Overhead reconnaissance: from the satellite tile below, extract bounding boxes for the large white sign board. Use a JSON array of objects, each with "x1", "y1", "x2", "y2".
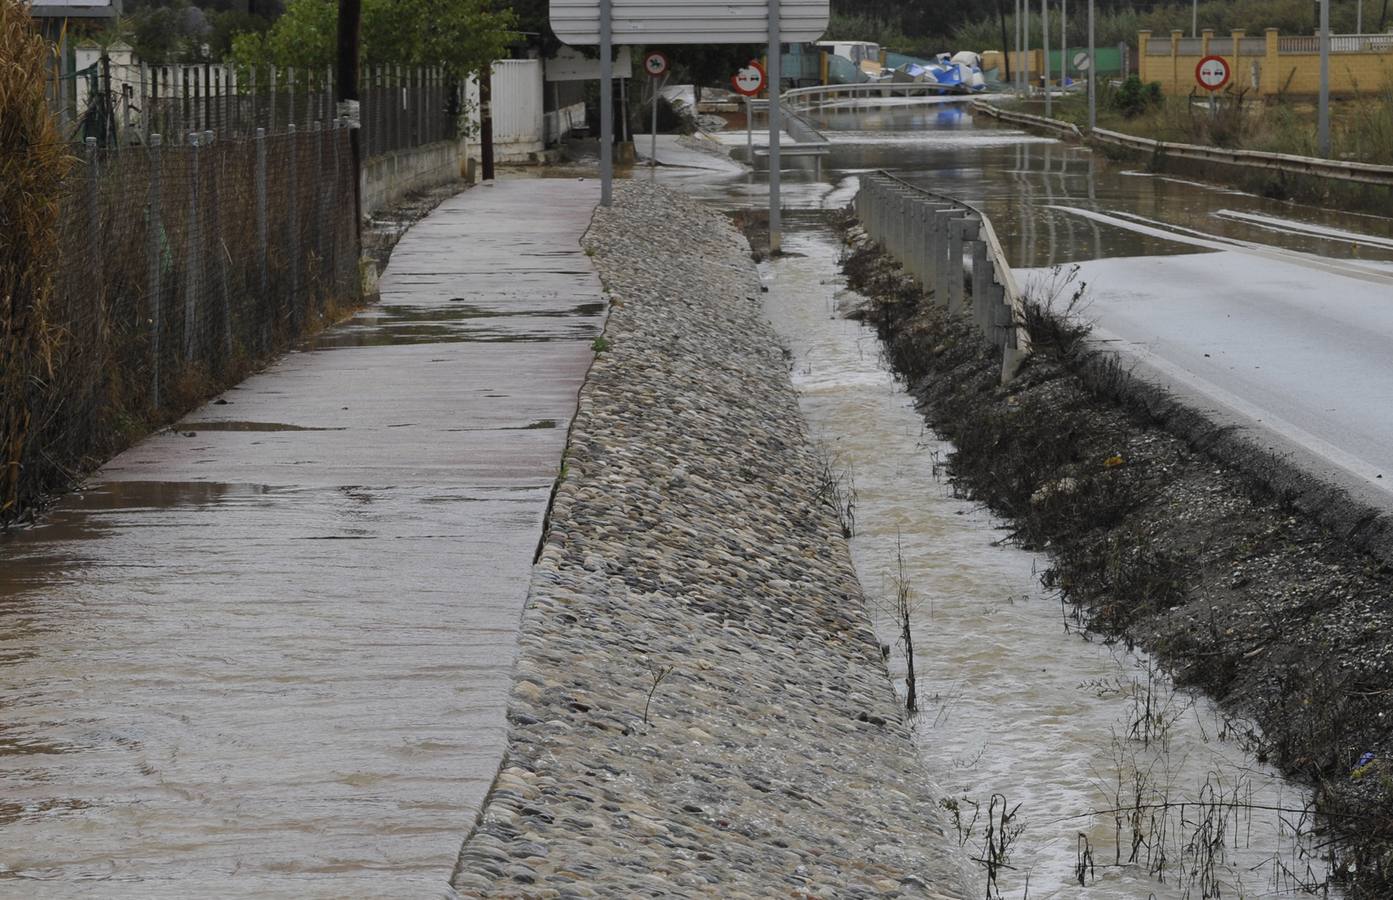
[
  {"x1": 550, "y1": 0, "x2": 827, "y2": 45},
  {"x1": 29, "y1": 0, "x2": 121, "y2": 16},
  {"x1": 547, "y1": 46, "x2": 634, "y2": 81}
]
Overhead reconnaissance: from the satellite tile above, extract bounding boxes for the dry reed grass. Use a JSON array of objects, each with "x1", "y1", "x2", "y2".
[{"x1": 1, "y1": 0, "x2": 73, "y2": 520}]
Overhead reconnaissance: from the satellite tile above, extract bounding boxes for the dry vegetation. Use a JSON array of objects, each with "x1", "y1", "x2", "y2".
[
  {"x1": 1, "y1": 0, "x2": 73, "y2": 520},
  {"x1": 839, "y1": 212, "x2": 1393, "y2": 897}
]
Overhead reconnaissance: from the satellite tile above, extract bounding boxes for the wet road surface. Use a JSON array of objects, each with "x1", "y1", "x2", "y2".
[
  {"x1": 0, "y1": 179, "x2": 603, "y2": 896},
  {"x1": 702, "y1": 101, "x2": 1393, "y2": 509}
]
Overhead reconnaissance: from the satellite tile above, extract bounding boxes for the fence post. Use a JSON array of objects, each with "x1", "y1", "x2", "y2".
[
  {"x1": 395, "y1": 65, "x2": 406, "y2": 151},
  {"x1": 148, "y1": 134, "x2": 163, "y2": 409},
  {"x1": 255, "y1": 127, "x2": 268, "y2": 352},
  {"x1": 138, "y1": 63, "x2": 149, "y2": 144},
  {"x1": 288, "y1": 123, "x2": 300, "y2": 329},
  {"x1": 313, "y1": 121, "x2": 324, "y2": 303},
  {"x1": 184, "y1": 132, "x2": 201, "y2": 362},
  {"x1": 329, "y1": 119, "x2": 340, "y2": 291},
  {"x1": 85, "y1": 138, "x2": 101, "y2": 297}
]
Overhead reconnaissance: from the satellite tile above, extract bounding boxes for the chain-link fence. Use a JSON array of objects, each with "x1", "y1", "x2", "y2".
[
  {"x1": 14, "y1": 125, "x2": 357, "y2": 517},
  {"x1": 57, "y1": 59, "x2": 459, "y2": 155}
]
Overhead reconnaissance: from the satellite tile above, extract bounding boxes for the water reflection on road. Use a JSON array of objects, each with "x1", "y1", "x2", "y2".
[{"x1": 701, "y1": 101, "x2": 1393, "y2": 269}]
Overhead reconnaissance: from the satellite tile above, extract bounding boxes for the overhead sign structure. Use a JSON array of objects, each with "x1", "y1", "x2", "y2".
[
  {"x1": 551, "y1": 0, "x2": 828, "y2": 253},
  {"x1": 550, "y1": 0, "x2": 828, "y2": 45},
  {"x1": 29, "y1": 0, "x2": 121, "y2": 17},
  {"x1": 1195, "y1": 55, "x2": 1231, "y2": 92},
  {"x1": 731, "y1": 60, "x2": 766, "y2": 97},
  {"x1": 643, "y1": 51, "x2": 669, "y2": 78}
]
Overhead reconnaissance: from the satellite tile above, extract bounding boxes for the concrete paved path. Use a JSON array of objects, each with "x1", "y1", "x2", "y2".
[{"x1": 0, "y1": 179, "x2": 603, "y2": 897}]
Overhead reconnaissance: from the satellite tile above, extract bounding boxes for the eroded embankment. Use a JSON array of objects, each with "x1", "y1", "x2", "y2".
[
  {"x1": 448, "y1": 182, "x2": 970, "y2": 899},
  {"x1": 839, "y1": 216, "x2": 1393, "y2": 895}
]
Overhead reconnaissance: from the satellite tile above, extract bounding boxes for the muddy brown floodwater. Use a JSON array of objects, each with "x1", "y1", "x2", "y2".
[{"x1": 0, "y1": 180, "x2": 603, "y2": 897}]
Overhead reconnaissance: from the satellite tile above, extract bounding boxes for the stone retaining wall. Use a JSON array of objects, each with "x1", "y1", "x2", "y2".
[
  {"x1": 449, "y1": 181, "x2": 970, "y2": 898},
  {"x1": 362, "y1": 140, "x2": 461, "y2": 215}
]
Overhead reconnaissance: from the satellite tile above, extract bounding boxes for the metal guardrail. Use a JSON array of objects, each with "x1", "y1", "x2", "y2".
[
  {"x1": 855, "y1": 171, "x2": 1031, "y2": 383},
  {"x1": 971, "y1": 101, "x2": 1393, "y2": 187},
  {"x1": 783, "y1": 81, "x2": 966, "y2": 111}
]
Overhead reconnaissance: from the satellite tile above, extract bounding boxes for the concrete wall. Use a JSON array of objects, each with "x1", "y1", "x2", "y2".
[
  {"x1": 460, "y1": 60, "x2": 551, "y2": 166},
  {"x1": 362, "y1": 139, "x2": 460, "y2": 214},
  {"x1": 1141, "y1": 28, "x2": 1393, "y2": 96}
]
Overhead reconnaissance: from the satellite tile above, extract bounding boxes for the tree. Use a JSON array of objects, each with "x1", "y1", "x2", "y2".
[{"x1": 231, "y1": 0, "x2": 514, "y2": 76}]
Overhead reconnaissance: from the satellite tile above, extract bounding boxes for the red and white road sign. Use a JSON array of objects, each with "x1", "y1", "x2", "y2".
[
  {"x1": 643, "y1": 51, "x2": 669, "y2": 78},
  {"x1": 731, "y1": 60, "x2": 766, "y2": 96},
  {"x1": 1195, "y1": 55, "x2": 1231, "y2": 92}
]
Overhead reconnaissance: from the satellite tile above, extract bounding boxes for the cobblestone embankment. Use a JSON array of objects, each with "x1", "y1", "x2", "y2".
[{"x1": 449, "y1": 181, "x2": 970, "y2": 899}]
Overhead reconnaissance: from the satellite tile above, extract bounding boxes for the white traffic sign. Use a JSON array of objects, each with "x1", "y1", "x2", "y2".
[
  {"x1": 1195, "y1": 55, "x2": 1231, "y2": 91},
  {"x1": 550, "y1": 0, "x2": 828, "y2": 45},
  {"x1": 731, "y1": 60, "x2": 766, "y2": 97},
  {"x1": 643, "y1": 51, "x2": 669, "y2": 78},
  {"x1": 1073, "y1": 51, "x2": 1091, "y2": 71}
]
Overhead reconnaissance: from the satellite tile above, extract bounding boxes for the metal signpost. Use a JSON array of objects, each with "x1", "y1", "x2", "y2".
[
  {"x1": 550, "y1": 0, "x2": 828, "y2": 254},
  {"x1": 1087, "y1": 0, "x2": 1096, "y2": 131},
  {"x1": 1196, "y1": 53, "x2": 1230, "y2": 120},
  {"x1": 644, "y1": 51, "x2": 669, "y2": 169},
  {"x1": 1042, "y1": 0, "x2": 1051, "y2": 116}
]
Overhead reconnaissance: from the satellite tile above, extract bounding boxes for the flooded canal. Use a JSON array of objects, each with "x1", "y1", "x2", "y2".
[{"x1": 758, "y1": 216, "x2": 1340, "y2": 898}]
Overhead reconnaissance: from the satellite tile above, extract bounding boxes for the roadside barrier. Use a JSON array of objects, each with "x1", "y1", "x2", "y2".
[
  {"x1": 972, "y1": 100, "x2": 1393, "y2": 187},
  {"x1": 855, "y1": 171, "x2": 1031, "y2": 382}
]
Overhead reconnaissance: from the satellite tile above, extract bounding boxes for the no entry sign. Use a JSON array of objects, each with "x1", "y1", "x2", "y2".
[
  {"x1": 731, "y1": 60, "x2": 766, "y2": 96},
  {"x1": 1195, "y1": 55, "x2": 1231, "y2": 92}
]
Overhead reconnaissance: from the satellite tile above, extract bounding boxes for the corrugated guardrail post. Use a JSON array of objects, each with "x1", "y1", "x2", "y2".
[
  {"x1": 970, "y1": 234, "x2": 991, "y2": 334},
  {"x1": 949, "y1": 217, "x2": 977, "y2": 314},
  {"x1": 856, "y1": 170, "x2": 1030, "y2": 383}
]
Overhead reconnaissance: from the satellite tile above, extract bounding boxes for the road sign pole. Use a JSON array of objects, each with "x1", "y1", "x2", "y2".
[
  {"x1": 1013, "y1": 0, "x2": 1020, "y2": 95},
  {"x1": 768, "y1": 0, "x2": 781, "y2": 255},
  {"x1": 651, "y1": 79, "x2": 658, "y2": 169},
  {"x1": 1061, "y1": 0, "x2": 1067, "y2": 91},
  {"x1": 599, "y1": 0, "x2": 613, "y2": 206},
  {"x1": 1087, "y1": 0, "x2": 1095, "y2": 131},
  {"x1": 1042, "y1": 0, "x2": 1051, "y2": 116},
  {"x1": 1318, "y1": 0, "x2": 1331, "y2": 158}
]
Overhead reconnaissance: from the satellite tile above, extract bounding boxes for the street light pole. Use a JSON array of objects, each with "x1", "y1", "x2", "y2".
[{"x1": 1192, "y1": 0, "x2": 1198, "y2": 38}]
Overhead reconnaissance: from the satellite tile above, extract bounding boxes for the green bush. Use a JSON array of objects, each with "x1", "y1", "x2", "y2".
[{"x1": 1112, "y1": 76, "x2": 1163, "y2": 119}]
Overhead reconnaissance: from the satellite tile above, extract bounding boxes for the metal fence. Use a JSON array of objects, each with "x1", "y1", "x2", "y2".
[
  {"x1": 51, "y1": 58, "x2": 457, "y2": 156},
  {"x1": 855, "y1": 171, "x2": 1030, "y2": 382},
  {"x1": 24, "y1": 126, "x2": 357, "y2": 505}
]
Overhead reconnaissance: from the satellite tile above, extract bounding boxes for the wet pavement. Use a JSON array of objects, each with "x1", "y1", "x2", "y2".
[
  {"x1": 699, "y1": 101, "x2": 1393, "y2": 509},
  {"x1": 0, "y1": 179, "x2": 603, "y2": 896}
]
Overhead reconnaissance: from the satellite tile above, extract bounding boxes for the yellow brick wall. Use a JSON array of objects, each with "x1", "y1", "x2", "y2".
[{"x1": 1140, "y1": 29, "x2": 1393, "y2": 97}]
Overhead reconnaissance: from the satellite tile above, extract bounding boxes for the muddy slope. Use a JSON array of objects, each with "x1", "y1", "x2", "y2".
[{"x1": 838, "y1": 215, "x2": 1393, "y2": 896}]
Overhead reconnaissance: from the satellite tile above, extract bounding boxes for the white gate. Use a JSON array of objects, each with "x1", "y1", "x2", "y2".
[{"x1": 491, "y1": 60, "x2": 544, "y2": 149}]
